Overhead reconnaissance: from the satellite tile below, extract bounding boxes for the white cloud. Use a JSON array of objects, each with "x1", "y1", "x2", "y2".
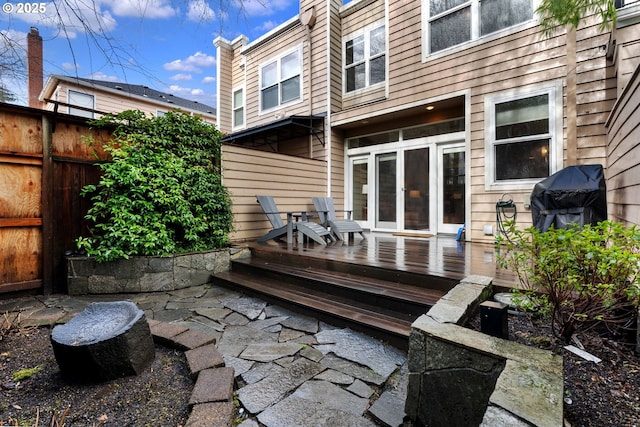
[
  {"x1": 171, "y1": 73, "x2": 192, "y2": 81},
  {"x1": 187, "y1": 0, "x2": 216, "y2": 22},
  {"x1": 256, "y1": 20, "x2": 278, "y2": 32},
  {"x1": 163, "y1": 51, "x2": 215, "y2": 73},
  {"x1": 32, "y1": 0, "x2": 118, "y2": 38},
  {"x1": 87, "y1": 71, "x2": 120, "y2": 82},
  {"x1": 201, "y1": 76, "x2": 215, "y2": 84},
  {"x1": 107, "y1": 0, "x2": 177, "y2": 19},
  {"x1": 61, "y1": 62, "x2": 79, "y2": 72},
  {"x1": 191, "y1": 88, "x2": 204, "y2": 95}
]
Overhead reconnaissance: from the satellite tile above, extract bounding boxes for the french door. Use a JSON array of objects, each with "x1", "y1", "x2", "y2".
[{"x1": 349, "y1": 139, "x2": 465, "y2": 235}]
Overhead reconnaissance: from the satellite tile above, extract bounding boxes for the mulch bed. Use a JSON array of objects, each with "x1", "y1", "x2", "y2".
[
  {"x1": 0, "y1": 326, "x2": 192, "y2": 426},
  {"x1": 472, "y1": 312, "x2": 640, "y2": 426}
]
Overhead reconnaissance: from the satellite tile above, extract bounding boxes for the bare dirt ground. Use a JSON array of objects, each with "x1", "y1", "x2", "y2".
[{"x1": 0, "y1": 326, "x2": 192, "y2": 427}]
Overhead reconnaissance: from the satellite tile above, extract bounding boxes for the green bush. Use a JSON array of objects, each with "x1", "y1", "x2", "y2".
[
  {"x1": 77, "y1": 110, "x2": 233, "y2": 262},
  {"x1": 496, "y1": 220, "x2": 640, "y2": 343}
]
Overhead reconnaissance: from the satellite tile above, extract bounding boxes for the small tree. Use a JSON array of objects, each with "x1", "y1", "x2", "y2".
[
  {"x1": 77, "y1": 110, "x2": 233, "y2": 262},
  {"x1": 497, "y1": 221, "x2": 640, "y2": 343},
  {"x1": 536, "y1": 0, "x2": 617, "y2": 37}
]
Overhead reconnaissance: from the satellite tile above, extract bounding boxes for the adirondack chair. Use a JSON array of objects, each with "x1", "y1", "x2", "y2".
[
  {"x1": 256, "y1": 196, "x2": 333, "y2": 245},
  {"x1": 312, "y1": 196, "x2": 366, "y2": 241}
]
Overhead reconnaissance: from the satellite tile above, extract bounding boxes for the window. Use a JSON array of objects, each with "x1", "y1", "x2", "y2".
[
  {"x1": 485, "y1": 83, "x2": 562, "y2": 190},
  {"x1": 426, "y1": 0, "x2": 533, "y2": 54},
  {"x1": 260, "y1": 48, "x2": 301, "y2": 112},
  {"x1": 68, "y1": 90, "x2": 94, "y2": 118},
  {"x1": 345, "y1": 24, "x2": 386, "y2": 93},
  {"x1": 233, "y1": 87, "x2": 244, "y2": 128},
  {"x1": 157, "y1": 110, "x2": 167, "y2": 117}
]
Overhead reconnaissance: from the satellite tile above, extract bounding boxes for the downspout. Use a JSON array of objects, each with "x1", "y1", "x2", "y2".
[
  {"x1": 301, "y1": 7, "x2": 316, "y2": 158},
  {"x1": 325, "y1": 0, "x2": 332, "y2": 196}
]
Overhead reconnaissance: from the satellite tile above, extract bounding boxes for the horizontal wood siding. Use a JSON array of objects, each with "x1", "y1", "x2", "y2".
[
  {"x1": 222, "y1": 144, "x2": 328, "y2": 242},
  {"x1": 615, "y1": 23, "x2": 640, "y2": 93},
  {"x1": 606, "y1": 63, "x2": 640, "y2": 225}
]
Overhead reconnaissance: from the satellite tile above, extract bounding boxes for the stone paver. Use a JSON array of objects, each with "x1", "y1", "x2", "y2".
[
  {"x1": 237, "y1": 358, "x2": 324, "y2": 414},
  {"x1": 189, "y1": 367, "x2": 235, "y2": 406},
  {"x1": 172, "y1": 328, "x2": 217, "y2": 350},
  {"x1": 185, "y1": 344, "x2": 225, "y2": 376},
  {"x1": 186, "y1": 402, "x2": 236, "y2": 427},
  {"x1": 368, "y1": 390, "x2": 406, "y2": 427},
  {"x1": 239, "y1": 342, "x2": 302, "y2": 362},
  {"x1": 257, "y1": 381, "x2": 375, "y2": 427},
  {"x1": 315, "y1": 328, "x2": 405, "y2": 379}
]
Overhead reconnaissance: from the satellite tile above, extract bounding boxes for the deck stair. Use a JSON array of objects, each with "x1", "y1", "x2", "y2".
[{"x1": 211, "y1": 245, "x2": 457, "y2": 345}]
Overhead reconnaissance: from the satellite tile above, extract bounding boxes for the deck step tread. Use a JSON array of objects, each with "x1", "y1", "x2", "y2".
[
  {"x1": 232, "y1": 258, "x2": 445, "y2": 306},
  {"x1": 212, "y1": 270, "x2": 411, "y2": 337}
]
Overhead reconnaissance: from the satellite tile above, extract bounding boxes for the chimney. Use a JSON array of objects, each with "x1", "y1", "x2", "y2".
[{"x1": 27, "y1": 27, "x2": 43, "y2": 108}]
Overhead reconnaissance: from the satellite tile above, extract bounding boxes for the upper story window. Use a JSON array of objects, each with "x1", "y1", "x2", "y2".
[
  {"x1": 260, "y1": 47, "x2": 301, "y2": 112},
  {"x1": 344, "y1": 23, "x2": 386, "y2": 93},
  {"x1": 68, "y1": 90, "x2": 94, "y2": 118},
  {"x1": 484, "y1": 82, "x2": 562, "y2": 191},
  {"x1": 233, "y1": 87, "x2": 244, "y2": 128},
  {"x1": 426, "y1": 0, "x2": 533, "y2": 54}
]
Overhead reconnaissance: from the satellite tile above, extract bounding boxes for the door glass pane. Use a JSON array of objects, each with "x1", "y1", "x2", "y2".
[
  {"x1": 442, "y1": 148, "x2": 465, "y2": 225},
  {"x1": 404, "y1": 148, "x2": 430, "y2": 230},
  {"x1": 352, "y1": 159, "x2": 368, "y2": 221},
  {"x1": 376, "y1": 153, "x2": 396, "y2": 224}
]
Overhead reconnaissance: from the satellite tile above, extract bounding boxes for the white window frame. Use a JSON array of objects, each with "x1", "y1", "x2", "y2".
[
  {"x1": 343, "y1": 21, "x2": 387, "y2": 95},
  {"x1": 232, "y1": 86, "x2": 245, "y2": 129},
  {"x1": 484, "y1": 81, "x2": 563, "y2": 191},
  {"x1": 259, "y1": 46, "x2": 303, "y2": 114},
  {"x1": 422, "y1": 0, "x2": 540, "y2": 58},
  {"x1": 68, "y1": 89, "x2": 95, "y2": 118}
]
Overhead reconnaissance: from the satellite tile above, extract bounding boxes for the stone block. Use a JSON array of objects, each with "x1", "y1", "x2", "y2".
[
  {"x1": 189, "y1": 367, "x2": 235, "y2": 406},
  {"x1": 139, "y1": 271, "x2": 174, "y2": 292},
  {"x1": 67, "y1": 277, "x2": 88, "y2": 296},
  {"x1": 185, "y1": 344, "x2": 225, "y2": 377},
  {"x1": 186, "y1": 402, "x2": 236, "y2": 427},
  {"x1": 50, "y1": 301, "x2": 155, "y2": 382},
  {"x1": 172, "y1": 329, "x2": 216, "y2": 350}
]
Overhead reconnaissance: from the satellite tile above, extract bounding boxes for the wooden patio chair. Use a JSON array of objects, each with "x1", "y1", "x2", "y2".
[
  {"x1": 256, "y1": 196, "x2": 333, "y2": 245},
  {"x1": 312, "y1": 196, "x2": 366, "y2": 242}
]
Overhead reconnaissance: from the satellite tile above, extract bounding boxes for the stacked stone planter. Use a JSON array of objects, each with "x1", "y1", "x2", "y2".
[
  {"x1": 66, "y1": 248, "x2": 245, "y2": 295},
  {"x1": 405, "y1": 275, "x2": 564, "y2": 427}
]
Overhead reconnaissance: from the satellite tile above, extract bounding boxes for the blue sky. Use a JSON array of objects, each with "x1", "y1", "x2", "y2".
[{"x1": 1, "y1": 0, "x2": 301, "y2": 108}]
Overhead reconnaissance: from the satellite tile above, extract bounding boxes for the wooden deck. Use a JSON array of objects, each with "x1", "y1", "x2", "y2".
[
  {"x1": 245, "y1": 233, "x2": 517, "y2": 290},
  {"x1": 213, "y1": 233, "x2": 519, "y2": 348}
]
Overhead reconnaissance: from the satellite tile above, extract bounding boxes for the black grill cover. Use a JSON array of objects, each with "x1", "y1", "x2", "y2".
[{"x1": 531, "y1": 164, "x2": 607, "y2": 232}]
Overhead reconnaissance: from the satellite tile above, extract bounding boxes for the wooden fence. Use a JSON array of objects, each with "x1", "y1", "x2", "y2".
[{"x1": 0, "y1": 103, "x2": 109, "y2": 294}]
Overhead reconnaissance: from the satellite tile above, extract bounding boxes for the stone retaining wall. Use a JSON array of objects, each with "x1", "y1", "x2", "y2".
[
  {"x1": 405, "y1": 275, "x2": 564, "y2": 427},
  {"x1": 66, "y1": 247, "x2": 247, "y2": 295}
]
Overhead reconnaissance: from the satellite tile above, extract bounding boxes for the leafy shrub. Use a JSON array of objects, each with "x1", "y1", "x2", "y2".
[
  {"x1": 496, "y1": 220, "x2": 640, "y2": 343},
  {"x1": 77, "y1": 110, "x2": 233, "y2": 262}
]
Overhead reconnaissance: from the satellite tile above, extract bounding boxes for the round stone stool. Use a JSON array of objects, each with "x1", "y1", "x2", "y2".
[{"x1": 51, "y1": 301, "x2": 155, "y2": 382}]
